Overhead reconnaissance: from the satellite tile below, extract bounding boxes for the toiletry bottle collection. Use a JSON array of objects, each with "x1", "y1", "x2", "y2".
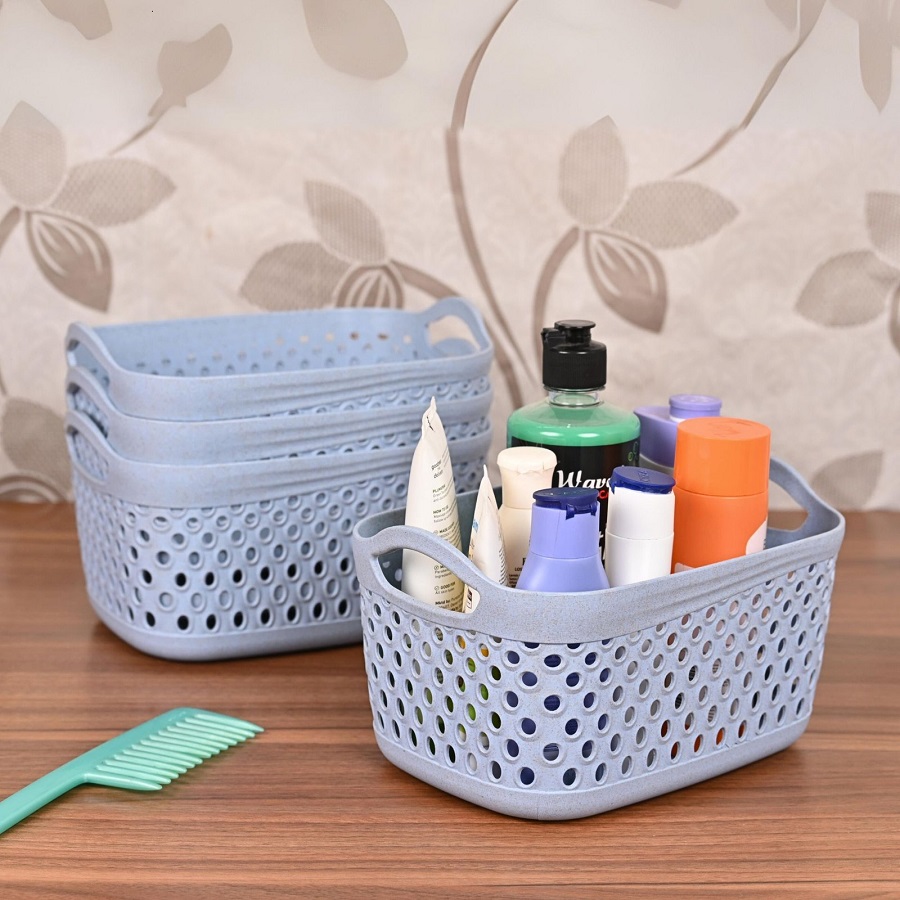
[{"x1": 402, "y1": 319, "x2": 772, "y2": 611}]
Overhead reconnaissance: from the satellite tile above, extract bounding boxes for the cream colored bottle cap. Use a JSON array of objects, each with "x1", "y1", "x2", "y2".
[{"x1": 497, "y1": 446, "x2": 558, "y2": 509}]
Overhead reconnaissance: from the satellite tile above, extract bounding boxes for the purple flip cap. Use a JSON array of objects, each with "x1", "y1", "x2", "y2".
[
  {"x1": 635, "y1": 394, "x2": 722, "y2": 469},
  {"x1": 668, "y1": 394, "x2": 722, "y2": 420},
  {"x1": 530, "y1": 487, "x2": 599, "y2": 559}
]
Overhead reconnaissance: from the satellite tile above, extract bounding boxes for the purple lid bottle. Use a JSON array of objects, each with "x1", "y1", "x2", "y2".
[
  {"x1": 634, "y1": 394, "x2": 722, "y2": 472},
  {"x1": 516, "y1": 487, "x2": 610, "y2": 593}
]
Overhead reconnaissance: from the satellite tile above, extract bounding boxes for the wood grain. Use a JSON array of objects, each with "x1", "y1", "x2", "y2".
[{"x1": 0, "y1": 503, "x2": 898, "y2": 897}]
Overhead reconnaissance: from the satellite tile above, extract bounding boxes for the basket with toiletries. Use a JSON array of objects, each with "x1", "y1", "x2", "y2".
[
  {"x1": 350, "y1": 320, "x2": 844, "y2": 819},
  {"x1": 351, "y1": 458, "x2": 844, "y2": 819},
  {"x1": 64, "y1": 299, "x2": 493, "y2": 661}
]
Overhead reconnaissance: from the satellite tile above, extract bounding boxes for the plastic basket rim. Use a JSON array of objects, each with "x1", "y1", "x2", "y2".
[
  {"x1": 351, "y1": 457, "x2": 845, "y2": 645},
  {"x1": 65, "y1": 297, "x2": 492, "y2": 391},
  {"x1": 67, "y1": 408, "x2": 493, "y2": 508},
  {"x1": 66, "y1": 363, "x2": 493, "y2": 433}
]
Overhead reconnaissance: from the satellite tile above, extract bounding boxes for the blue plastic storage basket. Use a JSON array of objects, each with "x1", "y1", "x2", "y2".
[
  {"x1": 351, "y1": 459, "x2": 845, "y2": 820},
  {"x1": 65, "y1": 298, "x2": 492, "y2": 421},
  {"x1": 67, "y1": 409, "x2": 491, "y2": 661}
]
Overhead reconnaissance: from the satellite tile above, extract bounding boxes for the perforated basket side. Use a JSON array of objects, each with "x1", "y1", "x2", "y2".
[
  {"x1": 72, "y1": 453, "x2": 487, "y2": 661},
  {"x1": 359, "y1": 560, "x2": 834, "y2": 819}
]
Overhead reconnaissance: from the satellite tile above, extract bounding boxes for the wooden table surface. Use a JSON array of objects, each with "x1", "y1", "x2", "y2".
[{"x1": 0, "y1": 503, "x2": 897, "y2": 898}]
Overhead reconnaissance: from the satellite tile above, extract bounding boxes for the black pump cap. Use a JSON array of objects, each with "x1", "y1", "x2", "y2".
[{"x1": 541, "y1": 320, "x2": 607, "y2": 390}]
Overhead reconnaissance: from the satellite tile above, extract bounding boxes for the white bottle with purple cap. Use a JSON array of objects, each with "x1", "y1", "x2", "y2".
[
  {"x1": 604, "y1": 466, "x2": 676, "y2": 587},
  {"x1": 634, "y1": 394, "x2": 722, "y2": 475}
]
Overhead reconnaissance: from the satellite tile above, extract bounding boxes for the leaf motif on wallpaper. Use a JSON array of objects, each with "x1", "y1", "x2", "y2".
[
  {"x1": 0, "y1": 206, "x2": 20, "y2": 256},
  {"x1": 811, "y1": 450, "x2": 883, "y2": 509},
  {"x1": 676, "y1": 0, "x2": 825, "y2": 177},
  {"x1": 765, "y1": 0, "x2": 825, "y2": 33},
  {"x1": 0, "y1": 102, "x2": 66, "y2": 207},
  {"x1": 0, "y1": 398, "x2": 71, "y2": 495},
  {"x1": 857, "y1": 9, "x2": 893, "y2": 111},
  {"x1": 831, "y1": 0, "x2": 897, "y2": 111},
  {"x1": 335, "y1": 264, "x2": 403, "y2": 308},
  {"x1": 241, "y1": 241, "x2": 350, "y2": 310},
  {"x1": 583, "y1": 230, "x2": 666, "y2": 332},
  {"x1": 51, "y1": 159, "x2": 175, "y2": 227},
  {"x1": 559, "y1": 117, "x2": 629, "y2": 228},
  {"x1": 865, "y1": 192, "x2": 900, "y2": 267},
  {"x1": 889, "y1": 282, "x2": 900, "y2": 355},
  {"x1": 306, "y1": 181, "x2": 388, "y2": 264},
  {"x1": 765, "y1": 0, "x2": 798, "y2": 29},
  {"x1": 148, "y1": 24, "x2": 233, "y2": 119},
  {"x1": 302, "y1": 0, "x2": 407, "y2": 79},
  {"x1": 610, "y1": 181, "x2": 738, "y2": 249},
  {"x1": 25, "y1": 211, "x2": 112, "y2": 310},
  {"x1": 796, "y1": 250, "x2": 899, "y2": 327},
  {"x1": 40, "y1": 0, "x2": 111, "y2": 39}
]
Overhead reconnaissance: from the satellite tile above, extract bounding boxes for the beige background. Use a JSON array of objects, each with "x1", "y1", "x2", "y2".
[{"x1": 0, "y1": 0, "x2": 898, "y2": 508}]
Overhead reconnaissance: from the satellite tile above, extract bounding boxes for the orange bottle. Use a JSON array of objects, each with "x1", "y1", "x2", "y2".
[{"x1": 671, "y1": 417, "x2": 770, "y2": 571}]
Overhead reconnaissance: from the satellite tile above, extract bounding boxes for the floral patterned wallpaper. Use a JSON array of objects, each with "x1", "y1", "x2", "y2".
[{"x1": 0, "y1": 0, "x2": 898, "y2": 508}]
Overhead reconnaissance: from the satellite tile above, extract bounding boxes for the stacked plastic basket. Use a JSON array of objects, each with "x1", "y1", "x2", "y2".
[{"x1": 64, "y1": 298, "x2": 493, "y2": 661}]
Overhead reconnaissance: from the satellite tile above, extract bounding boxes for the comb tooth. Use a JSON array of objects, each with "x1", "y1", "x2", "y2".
[
  {"x1": 136, "y1": 740, "x2": 202, "y2": 767},
  {"x1": 89, "y1": 771, "x2": 162, "y2": 792},
  {"x1": 131, "y1": 746, "x2": 198, "y2": 769},
  {"x1": 192, "y1": 711, "x2": 264, "y2": 734},
  {"x1": 160, "y1": 727, "x2": 230, "y2": 754},
  {"x1": 163, "y1": 723, "x2": 230, "y2": 745},
  {"x1": 181, "y1": 716, "x2": 257, "y2": 741},
  {"x1": 100, "y1": 758, "x2": 176, "y2": 780},
  {"x1": 113, "y1": 753, "x2": 186, "y2": 778},
  {"x1": 141, "y1": 734, "x2": 206, "y2": 760},
  {"x1": 170, "y1": 722, "x2": 241, "y2": 746},
  {"x1": 101, "y1": 761, "x2": 176, "y2": 784},
  {"x1": 184, "y1": 715, "x2": 262, "y2": 737},
  {"x1": 151, "y1": 731, "x2": 218, "y2": 758},
  {"x1": 95, "y1": 763, "x2": 169, "y2": 786}
]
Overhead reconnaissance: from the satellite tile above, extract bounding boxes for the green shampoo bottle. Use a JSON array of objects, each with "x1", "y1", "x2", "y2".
[{"x1": 507, "y1": 320, "x2": 640, "y2": 552}]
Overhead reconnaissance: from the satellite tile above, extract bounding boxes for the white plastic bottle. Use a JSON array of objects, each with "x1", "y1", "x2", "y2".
[
  {"x1": 604, "y1": 466, "x2": 675, "y2": 587},
  {"x1": 496, "y1": 446, "x2": 557, "y2": 588}
]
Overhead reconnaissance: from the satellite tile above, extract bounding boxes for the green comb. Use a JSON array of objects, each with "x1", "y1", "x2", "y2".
[{"x1": 0, "y1": 707, "x2": 262, "y2": 836}]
